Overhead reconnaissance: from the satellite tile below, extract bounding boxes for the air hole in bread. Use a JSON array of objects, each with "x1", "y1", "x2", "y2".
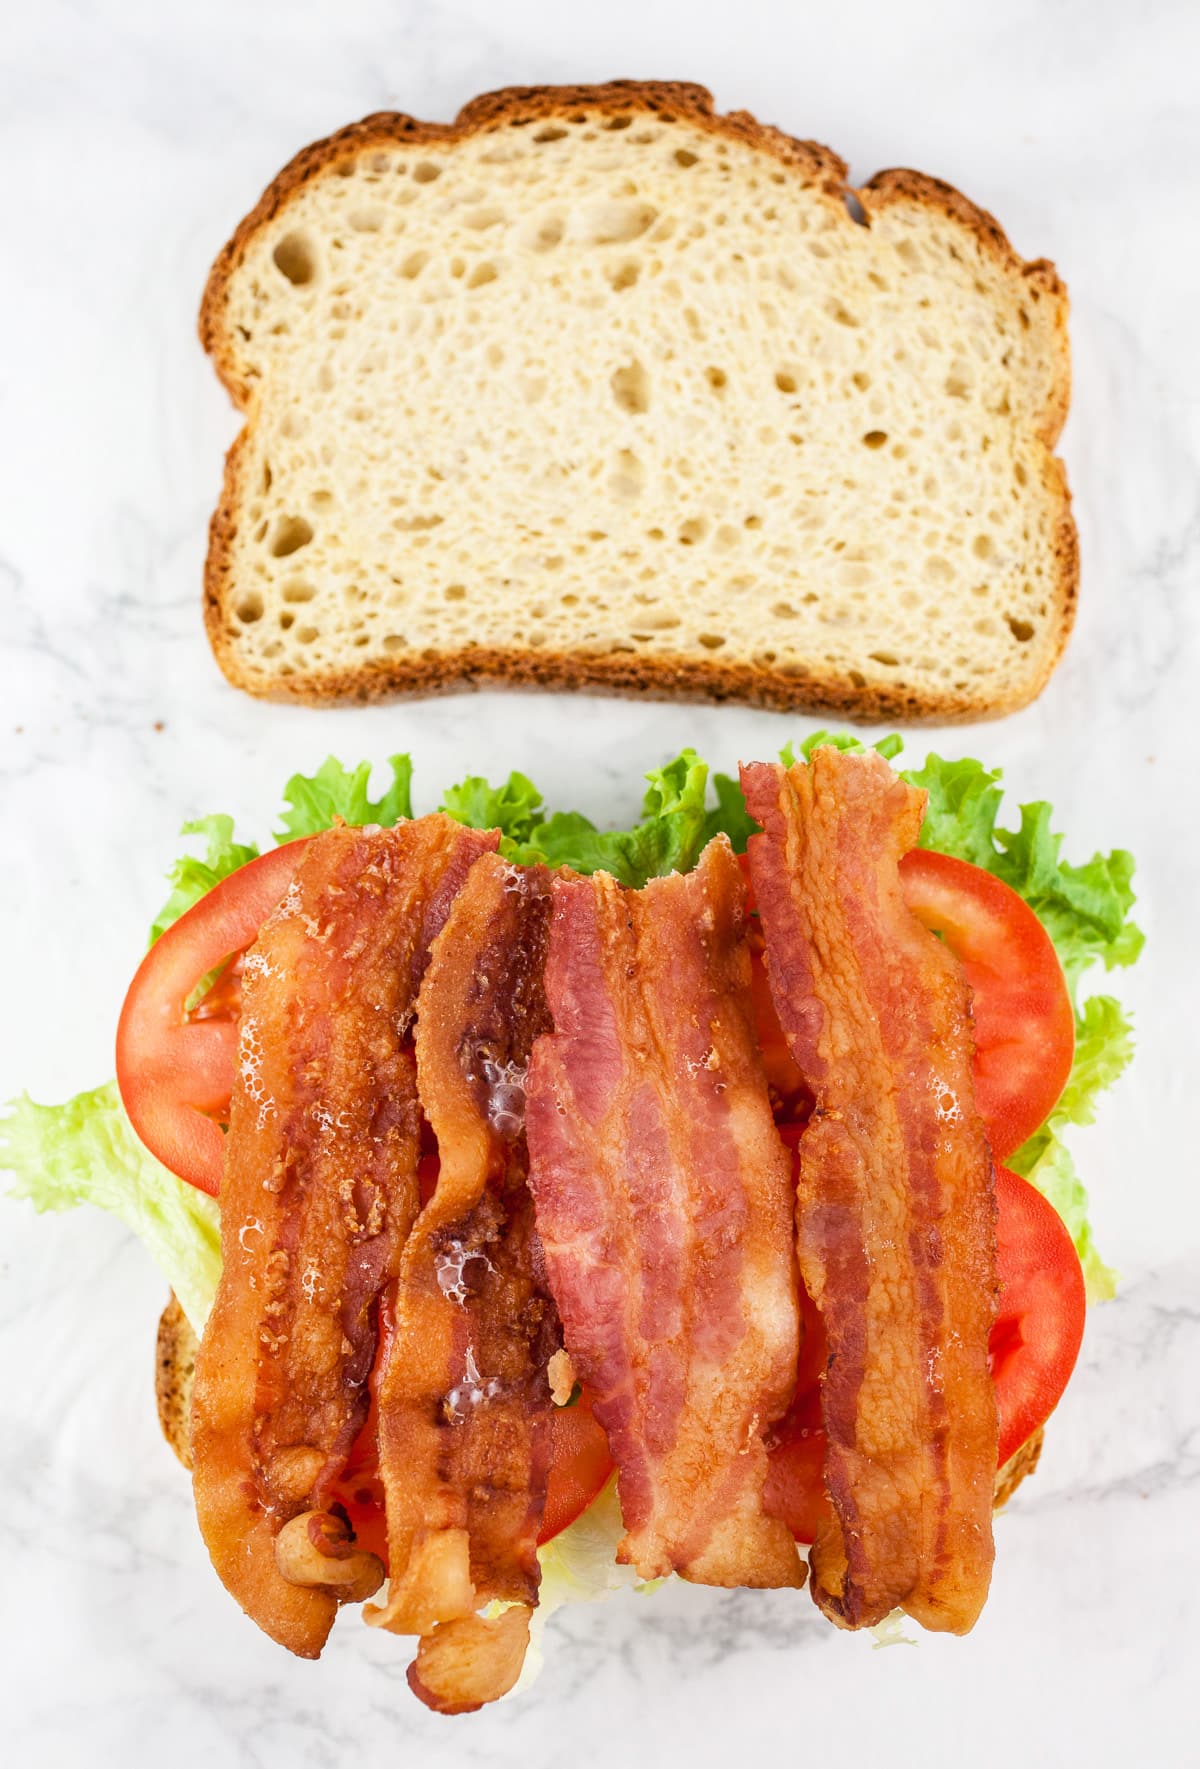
[
  {"x1": 349, "y1": 208, "x2": 385, "y2": 233},
  {"x1": 775, "y1": 370, "x2": 797, "y2": 394},
  {"x1": 533, "y1": 125, "x2": 568, "y2": 144},
  {"x1": 1006, "y1": 616, "x2": 1035, "y2": 642},
  {"x1": 401, "y1": 250, "x2": 429, "y2": 279},
  {"x1": 444, "y1": 585, "x2": 466, "y2": 601},
  {"x1": 585, "y1": 201, "x2": 658, "y2": 245},
  {"x1": 610, "y1": 450, "x2": 645, "y2": 501},
  {"x1": 675, "y1": 148, "x2": 700, "y2": 168},
  {"x1": 236, "y1": 592, "x2": 264, "y2": 623},
  {"x1": 827, "y1": 300, "x2": 860, "y2": 327},
  {"x1": 383, "y1": 633, "x2": 408, "y2": 650},
  {"x1": 843, "y1": 189, "x2": 868, "y2": 226},
  {"x1": 697, "y1": 632, "x2": 725, "y2": 649},
  {"x1": 604, "y1": 115, "x2": 633, "y2": 132},
  {"x1": 269, "y1": 515, "x2": 314, "y2": 557},
  {"x1": 973, "y1": 534, "x2": 995, "y2": 561},
  {"x1": 611, "y1": 359, "x2": 650, "y2": 414},
  {"x1": 945, "y1": 372, "x2": 971, "y2": 399},
  {"x1": 273, "y1": 232, "x2": 318, "y2": 286},
  {"x1": 1014, "y1": 461, "x2": 1028, "y2": 486},
  {"x1": 679, "y1": 518, "x2": 708, "y2": 545},
  {"x1": 529, "y1": 214, "x2": 565, "y2": 251},
  {"x1": 607, "y1": 260, "x2": 640, "y2": 292},
  {"x1": 468, "y1": 261, "x2": 499, "y2": 289},
  {"x1": 412, "y1": 161, "x2": 442, "y2": 184},
  {"x1": 862, "y1": 430, "x2": 888, "y2": 449},
  {"x1": 282, "y1": 579, "x2": 316, "y2": 604},
  {"x1": 465, "y1": 207, "x2": 506, "y2": 231},
  {"x1": 869, "y1": 650, "x2": 899, "y2": 666}
]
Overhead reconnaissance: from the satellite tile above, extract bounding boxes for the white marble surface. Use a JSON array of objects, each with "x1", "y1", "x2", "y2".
[{"x1": 1, "y1": 2, "x2": 1197, "y2": 1763}]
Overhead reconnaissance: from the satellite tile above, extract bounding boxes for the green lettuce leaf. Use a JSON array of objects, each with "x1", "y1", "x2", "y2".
[
  {"x1": 439, "y1": 771, "x2": 544, "y2": 845},
  {"x1": 149, "y1": 815, "x2": 260, "y2": 945},
  {"x1": 703, "y1": 771, "x2": 760, "y2": 854},
  {"x1": 783, "y1": 729, "x2": 905, "y2": 767},
  {"x1": 504, "y1": 750, "x2": 714, "y2": 887},
  {"x1": 275, "y1": 754, "x2": 414, "y2": 842},
  {"x1": 510, "y1": 1477, "x2": 646, "y2": 1694},
  {"x1": 0, "y1": 1084, "x2": 220, "y2": 1331},
  {"x1": 1007, "y1": 994, "x2": 1135, "y2": 1300}
]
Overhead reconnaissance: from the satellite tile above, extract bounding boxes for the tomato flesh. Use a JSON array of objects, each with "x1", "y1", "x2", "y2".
[
  {"x1": 899, "y1": 849, "x2": 1075, "y2": 1158},
  {"x1": 541, "y1": 1392, "x2": 615, "y2": 1543},
  {"x1": 991, "y1": 1162, "x2": 1087, "y2": 1465},
  {"x1": 116, "y1": 842, "x2": 310, "y2": 1195}
]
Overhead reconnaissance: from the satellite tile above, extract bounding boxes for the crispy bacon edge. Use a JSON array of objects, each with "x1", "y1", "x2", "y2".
[
  {"x1": 366, "y1": 854, "x2": 558, "y2": 1714},
  {"x1": 525, "y1": 837, "x2": 803, "y2": 1589},
  {"x1": 741, "y1": 751, "x2": 998, "y2": 1634},
  {"x1": 190, "y1": 817, "x2": 496, "y2": 1657}
]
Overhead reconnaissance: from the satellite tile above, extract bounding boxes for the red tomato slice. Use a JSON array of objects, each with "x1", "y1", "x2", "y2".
[
  {"x1": 991, "y1": 1162, "x2": 1087, "y2": 1466},
  {"x1": 541, "y1": 1390, "x2": 614, "y2": 1543},
  {"x1": 899, "y1": 849, "x2": 1075, "y2": 1158},
  {"x1": 765, "y1": 1160, "x2": 1087, "y2": 1541},
  {"x1": 115, "y1": 842, "x2": 310, "y2": 1195}
]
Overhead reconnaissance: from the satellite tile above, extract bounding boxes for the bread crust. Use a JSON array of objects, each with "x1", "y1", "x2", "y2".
[
  {"x1": 993, "y1": 1425, "x2": 1044, "y2": 1509},
  {"x1": 156, "y1": 1293, "x2": 197, "y2": 1472},
  {"x1": 200, "y1": 81, "x2": 1076, "y2": 721}
]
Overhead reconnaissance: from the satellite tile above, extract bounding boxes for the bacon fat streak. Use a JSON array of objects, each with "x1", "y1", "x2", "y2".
[
  {"x1": 525, "y1": 837, "x2": 802, "y2": 1588},
  {"x1": 367, "y1": 855, "x2": 559, "y2": 1713},
  {"x1": 742, "y1": 751, "x2": 998, "y2": 1634},
  {"x1": 191, "y1": 817, "x2": 496, "y2": 1657}
]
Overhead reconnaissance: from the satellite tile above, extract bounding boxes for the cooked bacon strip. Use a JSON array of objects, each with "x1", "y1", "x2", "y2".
[
  {"x1": 367, "y1": 855, "x2": 558, "y2": 1713},
  {"x1": 525, "y1": 838, "x2": 802, "y2": 1588},
  {"x1": 191, "y1": 816, "x2": 496, "y2": 1658},
  {"x1": 741, "y1": 751, "x2": 998, "y2": 1634}
]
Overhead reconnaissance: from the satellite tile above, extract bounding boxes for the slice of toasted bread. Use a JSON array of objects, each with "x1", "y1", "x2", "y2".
[
  {"x1": 201, "y1": 82, "x2": 1073, "y2": 720},
  {"x1": 156, "y1": 1293, "x2": 197, "y2": 1472},
  {"x1": 994, "y1": 1425, "x2": 1044, "y2": 1509}
]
